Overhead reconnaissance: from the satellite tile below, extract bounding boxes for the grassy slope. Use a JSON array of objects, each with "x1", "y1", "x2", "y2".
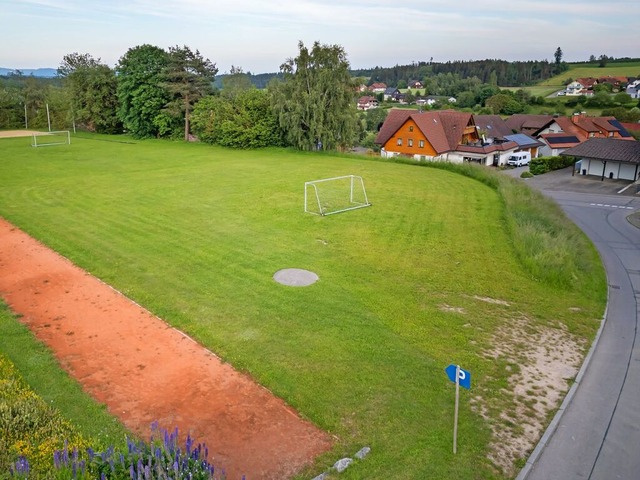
[
  {"x1": 0, "y1": 134, "x2": 605, "y2": 479},
  {"x1": 504, "y1": 61, "x2": 640, "y2": 102},
  {"x1": 538, "y1": 61, "x2": 640, "y2": 86}
]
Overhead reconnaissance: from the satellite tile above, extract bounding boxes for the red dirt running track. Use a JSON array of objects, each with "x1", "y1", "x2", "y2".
[{"x1": 0, "y1": 218, "x2": 332, "y2": 479}]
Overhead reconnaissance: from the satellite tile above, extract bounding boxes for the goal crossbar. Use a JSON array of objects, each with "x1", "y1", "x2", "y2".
[
  {"x1": 31, "y1": 130, "x2": 71, "y2": 147},
  {"x1": 304, "y1": 175, "x2": 371, "y2": 216}
]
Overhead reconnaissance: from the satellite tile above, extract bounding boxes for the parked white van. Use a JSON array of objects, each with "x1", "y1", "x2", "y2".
[{"x1": 507, "y1": 152, "x2": 531, "y2": 167}]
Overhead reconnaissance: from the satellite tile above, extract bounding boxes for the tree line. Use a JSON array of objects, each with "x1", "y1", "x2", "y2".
[
  {"x1": 0, "y1": 41, "x2": 359, "y2": 151},
  {"x1": 351, "y1": 58, "x2": 569, "y2": 87}
]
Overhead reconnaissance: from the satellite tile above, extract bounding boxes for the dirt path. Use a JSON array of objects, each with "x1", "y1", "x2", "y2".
[{"x1": 0, "y1": 218, "x2": 332, "y2": 479}]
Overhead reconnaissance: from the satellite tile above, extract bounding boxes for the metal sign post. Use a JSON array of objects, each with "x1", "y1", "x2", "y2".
[
  {"x1": 445, "y1": 364, "x2": 471, "y2": 454},
  {"x1": 453, "y1": 365, "x2": 460, "y2": 454}
]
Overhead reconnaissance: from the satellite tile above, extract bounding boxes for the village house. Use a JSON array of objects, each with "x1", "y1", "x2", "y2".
[
  {"x1": 538, "y1": 133, "x2": 582, "y2": 156},
  {"x1": 357, "y1": 96, "x2": 379, "y2": 111},
  {"x1": 369, "y1": 82, "x2": 387, "y2": 93},
  {"x1": 375, "y1": 109, "x2": 519, "y2": 166},
  {"x1": 561, "y1": 137, "x2": 640, "y2": 181},
  {"x1": 383, "y1": 87, "x2": 402, "y2": 102},
  {"x1": 626, "y1": 79, "x2": 640, "y2": 99}
]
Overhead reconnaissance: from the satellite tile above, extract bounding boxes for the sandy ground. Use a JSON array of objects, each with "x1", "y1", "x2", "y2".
[
  {"x1": 0, "y1": 130, "x2": 43, "y2": 138},
  {"x1": 0, "y1": 218, "x2": 332, "y2": 479}
]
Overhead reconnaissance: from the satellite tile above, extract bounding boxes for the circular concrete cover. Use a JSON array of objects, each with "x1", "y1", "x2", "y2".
[{"x1": 273, "y1": 268, "x2": 319, "y2": 287}]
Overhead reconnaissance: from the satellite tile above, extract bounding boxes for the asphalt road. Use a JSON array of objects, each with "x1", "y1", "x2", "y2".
[{"x1": 507, "y1": 167, "x2": 640, "y2": 479}]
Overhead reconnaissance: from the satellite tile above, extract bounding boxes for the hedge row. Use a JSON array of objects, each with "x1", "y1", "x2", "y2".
[{"x1": 529, "y1": 155, "x2": 576, "y2": 175}]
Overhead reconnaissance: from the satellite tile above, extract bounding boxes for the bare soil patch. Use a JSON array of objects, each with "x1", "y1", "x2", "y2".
[
  {"x1": 471, "y1": 316, "x2": 584, "y2": 476},
  {"x1": 0, "y1": 218, "x2": 332, "y2": 479},
  {"x1": 0, "y1": 130, "x2": 42, "y2": 138}
]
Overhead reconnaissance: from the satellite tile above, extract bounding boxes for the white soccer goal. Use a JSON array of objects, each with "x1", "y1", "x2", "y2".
[
  {"x1": 31, "y1": 130, "x2": 71, "y2": 147},
  {"x1": 304, "y1": 175, "x2": 371, "y2": 216}
]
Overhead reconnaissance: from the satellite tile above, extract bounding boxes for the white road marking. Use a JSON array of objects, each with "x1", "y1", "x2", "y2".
[{"x1": 589, "y1": 203, "x2": 634, "y2": 210}]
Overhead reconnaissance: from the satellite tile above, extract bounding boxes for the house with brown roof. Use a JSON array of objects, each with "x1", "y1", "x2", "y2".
[
  {"x1": 566, "y1": 77, "x2": 599, "y2": 96},
  {"x1": 560, "y1": 137, "x2": 640, "y2": 181},
  {"x1": 357, "y1": 96, "x2": 379, "y2": 111},
  {"x1": 597, "y1": 76, "x2": 628, "y2": 91},
  {"x1": 538, "y1": 133, "x2": 581, "y2": 156},
  {"x1": 370, "y1": 82, "x2": 387, "y2": 93},
  {"x1": 554, "y1": 113, "x2": 634, "y2": 142},
  {"x1": 504, "y1": 114, "x2": 559, "y2": 137},
  {"x1": 473, "y1": 114, "x2": 512, "y2": 140},
  {"x1": 374, "y1": 109, "x2": 518, "y2": 166}
]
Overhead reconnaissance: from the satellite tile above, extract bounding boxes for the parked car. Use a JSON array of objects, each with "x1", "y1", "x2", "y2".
[
  {"x1": 507, "y1": 152, "x2": 531, "y2": 167},
  {"x1": 557, "y1": 90, "x2": 566, "y2": 96}
]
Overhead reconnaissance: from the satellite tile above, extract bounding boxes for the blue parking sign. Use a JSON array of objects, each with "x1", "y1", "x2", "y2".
[{"x1": 445, "y1": 364, "x2": 471, "y2": 390}]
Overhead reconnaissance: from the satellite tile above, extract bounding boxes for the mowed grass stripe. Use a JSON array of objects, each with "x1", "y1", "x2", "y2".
[{"x1": 0, "y1": 134, "x2": 603, "y2": 479}]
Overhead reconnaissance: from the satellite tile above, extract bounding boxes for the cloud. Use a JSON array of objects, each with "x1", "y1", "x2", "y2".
[{"x1": 1, "y1": 0, "x2": 637, "y2": 72}]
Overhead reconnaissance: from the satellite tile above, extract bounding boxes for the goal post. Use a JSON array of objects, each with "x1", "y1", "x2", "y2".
[
  {"x1": 31, "y1": 130, "x2": 71, "y2": 147},
  {"x1": 304, "y1": 175, "x2": 371, "y2": 216}
]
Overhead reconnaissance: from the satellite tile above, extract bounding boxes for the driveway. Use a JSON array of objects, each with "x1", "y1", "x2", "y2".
[{"x1": 507, "y1": 167, "x2": 640, "y2": 479}]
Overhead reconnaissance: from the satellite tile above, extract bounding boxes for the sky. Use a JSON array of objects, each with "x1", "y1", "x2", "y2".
[{"x1": 1, "y1": 0, "x2": 638, "y2": 74}]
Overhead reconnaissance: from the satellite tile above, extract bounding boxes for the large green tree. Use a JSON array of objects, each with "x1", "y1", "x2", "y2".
[
  {"x1": 116, "y1": 45, "x2": 169, "y2": 138},
  {"x1": 221, "y1": 65, "x2": 254, "y2": 98},
  {"x1": 191, "y1": 89, "x2": 284, "y2": 148},
  {"x1": 270, "y1": 41, "x2": 358, "y2": 151},
  {"x1": 58, "y1": 53, "x2": 120, "y2": 133},
  {"x1": 162, "y1": 45, "x2": 218, "y2": 140}
]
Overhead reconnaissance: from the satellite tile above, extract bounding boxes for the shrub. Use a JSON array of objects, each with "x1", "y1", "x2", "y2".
[
  {"x1": 0, "y1": 353, "x2": 91, "y2": 477},
  {"x1": 8, "y1": 423, "x2": 228, "y2": 480},
  {"x1": 529, "y1": 155, "x2": 575, "y2": 175},
  {"x1": 520, "y1": 171, "x2": 534, "y2": 178}
]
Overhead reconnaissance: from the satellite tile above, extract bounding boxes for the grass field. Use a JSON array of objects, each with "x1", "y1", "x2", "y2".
[
  {"x1": 538, "y1": 61, "x2": 640, "y2": 87},
  {"x1": 0, "y1": 133, "x2": 606, "y2": 479}
]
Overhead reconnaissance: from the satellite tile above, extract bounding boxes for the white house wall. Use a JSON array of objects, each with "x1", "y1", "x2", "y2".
[
  {"x1": 580, "y1": 158, "x2": 638, "y2": 180},
  {"x1": 619, "y1": 163, "x2": 638, "y2": 181}
]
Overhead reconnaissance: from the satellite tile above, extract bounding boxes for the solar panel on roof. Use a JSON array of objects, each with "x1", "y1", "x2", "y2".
[
  {"x1": 546, "y1": 136, "x2": 579, "y2": 144},
  {"x1": 608, "y1": 119, "x2": 632, "y2": 137}
]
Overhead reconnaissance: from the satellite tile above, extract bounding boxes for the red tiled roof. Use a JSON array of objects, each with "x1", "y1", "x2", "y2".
[
  {"x1": 374, "y1": 109, "x2": 413, "y2": 145},
  {"x1": 504, "y1": 114, "x2": 554, "y2": 135},
  {"x1": 375, "y1": 109, "x2": 474, "y2": 154},
  {"x1": 473, "y1": 115, "x2": 512, "y2": 138},
  {"x1": 621, "y1": 122, "x2": 640, "y2": 133},
  {"x1": 456, "y1": 141, "x2": 518, "y2": 154}
]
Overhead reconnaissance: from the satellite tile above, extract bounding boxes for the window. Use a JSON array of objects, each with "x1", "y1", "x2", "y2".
[
  {"x1": 396, "y1": 138, "x2": 403, "y2": 146},
  {"x1": 589, "y1": 132, "x2": 595, "y2": 137},
  {"x1": 409, "y1": 126, "x2": 414, "y2": 132},
  {"x1": 419, "y1": 140, "x2": 425, "y2": 148},
  {"x1": 408, "y1": 139, "x2": 413, "y2": 147}
]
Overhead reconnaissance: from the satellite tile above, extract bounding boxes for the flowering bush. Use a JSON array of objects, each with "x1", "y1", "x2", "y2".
[
  {"x1": 2, "y1": 353, "x2": 230, "y2": 479},
  {"x1": 8, "y1": 423, "x2": 229, "y2": 479},
  {"x1": 0, "y1": 354, "x2": 91, "y2": 476}
]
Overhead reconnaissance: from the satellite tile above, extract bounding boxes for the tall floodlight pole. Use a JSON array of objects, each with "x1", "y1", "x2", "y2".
[
  {"x1": 46, "y1": 103, "x2": 51, "y2": 132},
  {"x1": 24, "y1": 103, "x2": 28, "y2": 129}
]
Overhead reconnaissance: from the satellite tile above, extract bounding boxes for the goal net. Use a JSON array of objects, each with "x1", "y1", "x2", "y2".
[
  {"x1": 31, "y1": 131, "x2": 71, "y2": 147},
  {"x1": 304, "y1": 175, "x2": 371, "y2": 216}
]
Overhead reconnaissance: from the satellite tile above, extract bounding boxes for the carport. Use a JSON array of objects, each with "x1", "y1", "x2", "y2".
[{"x1": 561, "y1": 137, "x2": 640, "y2": 181}]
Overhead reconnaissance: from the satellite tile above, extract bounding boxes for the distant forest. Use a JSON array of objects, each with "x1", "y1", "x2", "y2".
[
  {"x1": 352, "y1": 59, "x2": 565, "y2": 87},
  {"x1": 219, "y1": 59, "x2": 566, "y2": 89},
  {"x1": 226, "y1": 56, "x2": 640, "y2": 90}
]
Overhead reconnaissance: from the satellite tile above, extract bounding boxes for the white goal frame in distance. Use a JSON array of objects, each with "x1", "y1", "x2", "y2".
[
  {"x1": 304, "y1": 175, "x2": 371, "y2": 216},
  {"x1": 31, "y1": 130, "x2": 71, "y2": 147}
]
